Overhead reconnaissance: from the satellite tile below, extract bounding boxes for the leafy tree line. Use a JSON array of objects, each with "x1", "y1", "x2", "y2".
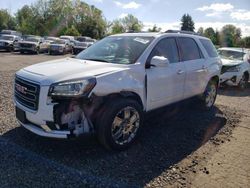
[
  {"x1": 0, "y1": 2, "x2": 249, "y2": 47},
  {"x1": 181, "y1": 14, "x2": 250, "y2": 48},
  {"x1": 0, "y1": 0, "x2": 143, "y2": 39}
]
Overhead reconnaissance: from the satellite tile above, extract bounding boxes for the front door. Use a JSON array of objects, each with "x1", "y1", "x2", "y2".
[{"x1": 146, "y1": 37, "x2": 186, "y2": 111}]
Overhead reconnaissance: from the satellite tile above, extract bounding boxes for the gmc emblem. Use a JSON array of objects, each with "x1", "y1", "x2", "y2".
[{"x1": 16, "y1": 83, "x2": 27, "y2": 94}]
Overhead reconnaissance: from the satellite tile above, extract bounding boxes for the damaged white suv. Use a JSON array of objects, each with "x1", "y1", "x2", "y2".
[
  {"x1": 14, "y1": 31, "x2": 221, "y2": 150},
  {"x1": 218, "y1": 48, "x2": 250, "y2": 89}
]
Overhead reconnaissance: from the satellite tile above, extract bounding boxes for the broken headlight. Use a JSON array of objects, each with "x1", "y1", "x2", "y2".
[
  {"x1": 226, "y1": 65, "x2": 241, "y2": 72},
  {"x1": 49, "y1": 78, "x2": 96, "y2": 97}
]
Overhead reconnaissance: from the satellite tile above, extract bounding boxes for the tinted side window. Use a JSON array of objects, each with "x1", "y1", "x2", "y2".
[
  {"x1": 148, "y1": 38, "x2": 179, "y2": 64},
  {"x1": 178, "y1": 37, "x2": 201, "y2": 61},
  {"x1": 200, "y1": 39, "x2": 218, "y2": 58}
]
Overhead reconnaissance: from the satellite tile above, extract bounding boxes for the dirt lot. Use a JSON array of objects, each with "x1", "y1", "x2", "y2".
[{"x1": 0, "y1": 52, "x2": 249, "y2": 188}]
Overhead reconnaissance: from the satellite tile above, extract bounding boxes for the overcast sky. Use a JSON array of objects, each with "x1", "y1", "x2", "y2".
[{"x1": 1, "y1": 0, "x2": 250, "y2": 36}]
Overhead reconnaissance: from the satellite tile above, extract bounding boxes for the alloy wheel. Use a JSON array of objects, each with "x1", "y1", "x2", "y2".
[{"x1": 111, "y1": 106, "x2": 140, "y2": 145}]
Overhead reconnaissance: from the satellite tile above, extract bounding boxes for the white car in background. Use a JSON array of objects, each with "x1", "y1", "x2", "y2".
[{"x1": 218, "y1": 48, "x2": 250, "y2": 89}]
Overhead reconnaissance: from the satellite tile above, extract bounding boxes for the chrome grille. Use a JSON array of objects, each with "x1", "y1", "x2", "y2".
[
  {"x1": 15, "y1": 76, "x2": 40, "y2": 110},
  {"x1": 20, "y1": 43, "x2": 33, "y2": 48}
]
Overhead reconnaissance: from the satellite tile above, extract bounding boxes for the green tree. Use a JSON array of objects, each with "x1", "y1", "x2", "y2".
[
  {"x1": 215, "y1": 30, "x2": 220, "y2": 46},
  {"x1": 62, "y1": 25, "x2": 80, "y2": 36},
  {"x1": 220, "y1": 24, "x2": 242, "y2": 47},
  {"x1": 238, "y1": 37, "x2": 250, "y2": 48},
  {"x1": 122, "y1": 14, "x2": 143, "y2": 32},
  {"x1": 197, "y1": 27, "x2": 204, "y2": 35},
  {"x1": 16, "y1": 5, "x2": 35, "y2": 34},
  {"x1": 110, "y1": 14, "x2": 143, "y2": 34},
  {"x1": 15, "y1": 0, "x2": 107, "y2": 38},
  {"x1": 180, "y1": 14, "x2": 195, "y2": 32},
  {"x1": 111, "y1": 20, "x2": 125, "y2": 34},
  {"x1": 204, "y1": 27, "x2": 216, "y2": 44},
  {"x1": 148, "y1": 25, "x2": 161, "y2": 32},
  {"x1": 74, "y1": 1, "x2": 107, "y2": 38},
  {"x1": 0, "y1": 9, "x2": 16, "y2": 30}
]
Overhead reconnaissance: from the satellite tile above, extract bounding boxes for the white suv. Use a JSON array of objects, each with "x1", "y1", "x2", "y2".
[
  {"x1": 14, "y1": 31, "x2": 221, "y2": 150},
  {"x1": 218, "y1": 47, "x2": 250, "y2": 89}
]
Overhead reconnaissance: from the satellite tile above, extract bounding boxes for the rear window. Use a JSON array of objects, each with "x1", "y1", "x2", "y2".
[
  {"x1": 178, "y1": 37, "x2": 202, "y2": 61},
  {"x1": 200, "y1": 39, "x2": 218, "y2": 58}
]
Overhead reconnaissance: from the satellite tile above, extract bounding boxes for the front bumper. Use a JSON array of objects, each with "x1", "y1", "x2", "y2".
[
  {"x1": 20, "y1": 47, "x2": 36, "y2": 52},
  {"x1": 0, "y1": 45, "x2": 12, "y2": 51},
  {"x1": 49, "y1": 49, "x2": 64, "y2": 54},
  {"x1": 220, "y1": 72, "x2": 242, "y2": 86},
  {"x1": 19, "y1": 120, "x2": 70, "y2": 139}
]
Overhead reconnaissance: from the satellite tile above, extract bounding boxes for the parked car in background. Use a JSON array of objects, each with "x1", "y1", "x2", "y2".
[
  {"x1": 19, "y1": 36, "x2": 49, "y2": 54},
  {"x1": 14, "y1": 31, "x2": 221, "y2": 150},
  {"x1": 218, "y1": 47, "x2": 250, "y2": 89},
  {"x1": 0, "y1": 34, "x2": 21, "y2": 52},
  {"x1": 48, "y1": 39, "x2": 72, "y2": 55},
  {"x1": 60, "y1": 35, "x2": 75, "y2": 46},
  {"x1": 0, "y1": 30, "x2": 22, "y2": 37},
  {"x1": 72, "y1": 36, "x2": 96, "y2": 54},
  {"x1": 72, "y1": 36, "x2": 89, "y2": 55},
  {"x1": 22, "y1": 35, "x2": 36, "y2": 40},
  {"x1": 85, "y1": 38, "x2": 96, "y2": 46},
  {"x1": 45, "y1": 36, "x2": 59, "y2": 44}
]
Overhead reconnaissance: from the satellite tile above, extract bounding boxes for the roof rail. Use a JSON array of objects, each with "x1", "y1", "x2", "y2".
[{"x1": 165, "y1": 30, "x2": 200, "y2": 36}]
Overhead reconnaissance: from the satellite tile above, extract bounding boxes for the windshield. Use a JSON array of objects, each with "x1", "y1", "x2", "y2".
[
  {"x1": 76, "y1": 36, "x2": 154, "y2": 64},
  {"x1": 76, "y1": 37, "x2": 88, "y2": 42},
  {"x1": 0, "y1": 35, "x2": 14, "y2": 41},
  {"x1": 51, "y1": 39, "x2": 66, "y2": 44},
  {"x1": 218, "y1": 50, "x2": 245, "y2": 60},
  {"x1": 26, "y1": 37, "x2": 40, "y2": 42}
]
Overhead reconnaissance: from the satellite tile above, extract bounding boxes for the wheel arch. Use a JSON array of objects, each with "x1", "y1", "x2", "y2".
[
  {"x1": 210, "y1": 75, "x2": 220, "y2": 86},
  {"x1": 103, "y1": 91, "x2": 144, "y2": 110},
  {"x1": 244, "y1": 71, "x2": 249, "y2": 80}
]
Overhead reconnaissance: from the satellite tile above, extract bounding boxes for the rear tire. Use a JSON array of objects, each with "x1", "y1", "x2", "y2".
[
  {"x1": 198, "y1": 80, "x2": 218, "y2": 110},
  {"x1": 96, "y1": 98, "x2": 143, "y2": 151}
]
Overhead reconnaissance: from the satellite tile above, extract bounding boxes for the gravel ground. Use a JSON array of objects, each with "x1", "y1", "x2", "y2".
[{"x1": 0, "y1": 52, "x2": 249, "y2": 187}]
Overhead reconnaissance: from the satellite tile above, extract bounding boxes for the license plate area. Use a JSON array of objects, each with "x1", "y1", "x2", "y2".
[{"x1": 16, "y1": 106, "x2": 27, "y2": 123}]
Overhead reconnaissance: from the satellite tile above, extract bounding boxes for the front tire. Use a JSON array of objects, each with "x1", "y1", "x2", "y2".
[
  {"x1": 96, "y1": 98, "x2": 143, "y2": 151},
  {"x1": 238, "y1": 73, "x2": 249, "y2": 90},
  {"x1": 199, "y1": 80, "x2": 218, "y2": 110}
]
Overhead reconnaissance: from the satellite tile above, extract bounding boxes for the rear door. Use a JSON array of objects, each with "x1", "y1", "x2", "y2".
[
  {"x1": 146, "y1": 37, "x2": 186, "y2": 111},
  {"x1": 177, "y1": 37, "x2": 207, "y2": 99}
]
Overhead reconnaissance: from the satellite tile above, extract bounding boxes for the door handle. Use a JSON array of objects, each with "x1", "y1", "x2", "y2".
[{"x1": 177, "y1": 70, "x2": 185, "y2": 75}]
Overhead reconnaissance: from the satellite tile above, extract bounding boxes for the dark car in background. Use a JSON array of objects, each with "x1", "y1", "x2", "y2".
[
  {"x1": 0, "y1": 35, "x2": 21, "y2": 52},
  {"x1": 19, "y1": 36, "x2": 49, "y2": 54},
  {"x1": 48, "y1": 39, "x2": 72, "y2": 55}
]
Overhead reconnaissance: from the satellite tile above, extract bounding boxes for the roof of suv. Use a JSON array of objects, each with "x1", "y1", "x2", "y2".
[{"x1": 112, "y1": 32, "x2": 209, "y2": 40}]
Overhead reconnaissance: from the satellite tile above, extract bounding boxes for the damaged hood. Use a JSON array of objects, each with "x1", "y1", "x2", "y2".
[
  {"x1": 17, "y1": 58, "x2": 129, "y2": 85},
  {"x1": 221, "y1": 58, "x2": 243, "y2": 66}
]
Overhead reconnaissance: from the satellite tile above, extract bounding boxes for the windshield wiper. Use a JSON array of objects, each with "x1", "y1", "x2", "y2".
[{"x1": 83, "y1": 58, "x2": 110, "y2": 63}]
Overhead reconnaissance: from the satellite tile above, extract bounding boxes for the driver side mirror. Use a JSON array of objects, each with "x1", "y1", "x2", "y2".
[{"x1": 150, "y1": 56, "x2": 169, "y2": 67}]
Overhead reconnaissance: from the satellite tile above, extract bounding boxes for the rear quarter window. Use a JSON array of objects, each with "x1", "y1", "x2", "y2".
[{"x1": 199, "y1": 39, "x2": 218, "y2": 58}]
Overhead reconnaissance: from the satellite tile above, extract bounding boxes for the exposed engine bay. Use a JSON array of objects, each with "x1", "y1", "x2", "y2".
[{"x1": 52, "y1": 96, "x2": 104, "y2": 137}]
